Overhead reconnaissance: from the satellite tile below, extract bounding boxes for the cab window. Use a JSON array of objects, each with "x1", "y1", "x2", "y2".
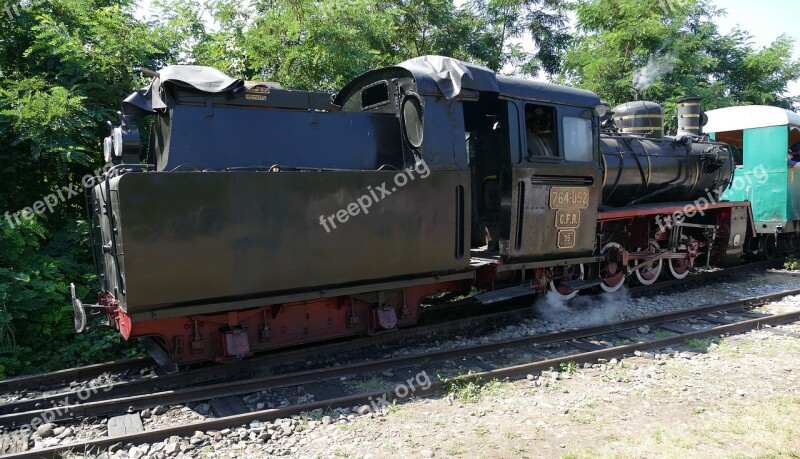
[
  {"x1": 524, "y1": 104, "x2": 558, "y2": 158},
  {"x1": 562, "y1": 116, "x2": 592, "y2": 162}
]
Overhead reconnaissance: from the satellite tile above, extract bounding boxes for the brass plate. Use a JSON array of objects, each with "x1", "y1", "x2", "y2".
[
  {"x1": 549, "y1": 187, "x2": 589, "y2": 209},
  {"x1": 555, "y1": 209, "x2": 581, "y2": 229},
  {"x1": 557, "y1": 229, "x2": 576, "y2": 249}
]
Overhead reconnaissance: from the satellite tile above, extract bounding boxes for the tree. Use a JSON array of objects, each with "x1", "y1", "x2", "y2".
[
  {"x1": 0, "y1": 0, "x2": 180, "y2": 218},
  {"x1": 464, "y1": 0, "x2": 571, "y2": 76},
  {"x1": 559, "y1": 0, "x2": 800, "y2": 129},
  {"x1": 0, "y1": 0, "x2": 179, "y2": 376},
  {"x1": 157, "y1": 0, "x2": 573, "y2": 91}
]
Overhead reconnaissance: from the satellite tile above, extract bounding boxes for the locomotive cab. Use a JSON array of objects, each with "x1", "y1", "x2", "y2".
[{"x1": 463, "y1": 81, "x2": 603, "y2": 261}]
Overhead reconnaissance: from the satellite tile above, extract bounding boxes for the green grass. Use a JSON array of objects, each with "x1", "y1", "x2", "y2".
[
  {"x1": 436, "y1": 368, "x2": 463, "y2": 380},
  {"x1": 601, "y1": 368, "x2": 634, "y2": 383},
  {"x1": 350, "y1": 377, "x2": 386, "y2": 393},
  {"x1": 255, "y1": 367, "x2": 274, "y2": 377},
  {"x1": 560, "y1": 361, "x2": 579, "y2": 374},
  {"x1": 447, "y1": 379, "x2": 483, "y2": 403},
  {"x1": 446, "y1": 377, "x2": 508, "y2": 403},
  {"x1": 653, "y1": 330, "x2": 676, "y2": 339},
  {"x1": 685, "y1": 337, "x2": 719, "y2": 349},
  {"x1": 449, "y1": 286, "x2": 486, "y2": 302}
]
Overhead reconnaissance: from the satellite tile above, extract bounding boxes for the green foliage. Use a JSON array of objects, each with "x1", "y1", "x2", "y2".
[
  {"x1": 0, "y1": 0, "x2": 169, "y2": 376},
  {"x1": 0, "y1": 0, "x2": 179, "y2": 215},
  {"x1": 559, "y1": 360, "x2": 578, "y2": 374},
  {"x1": 157, "y1": 0, "x2": 572, "y2": 92},
  {"x1": 0, "y1": 217, "x2": 142, "y2": 378},
  {"x1": 465, "y1": 0, "x2": 571, "y2": 75},
  {"x1": 447, "y1": 378, "x2": 485, "y2": 403},
  {"x1": 685, "y1": 336, "x2": 719, "y2": 349},
  {"x1": 784, "y1": 257, "x2": 800, "y2": 271},
  {"x1": 446, "y1": 376, "x2": 507, "y2": 402}
]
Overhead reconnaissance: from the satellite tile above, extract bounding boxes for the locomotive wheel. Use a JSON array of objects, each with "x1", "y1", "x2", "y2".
[
  {"x1": 549, "y1": 264, "x2": 584, "y2": 300},
  {"x1": 634, "y1": 240, "x2": 662, "y2": 286},
  {"x1": 599, "y1": 242, "x2": 626, "y2": 292},
  {"x1": 668, "y1": 257, "x2": 690, "y2": 279}
]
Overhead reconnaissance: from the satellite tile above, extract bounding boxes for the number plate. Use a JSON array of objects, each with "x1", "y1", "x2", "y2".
[
  {"x1": 557, "y1": 230, "x2": 576, "y2": 249},
  {"x1": 555, "y1": 209, "x2": 581, "y2": 229},
  {"x1": 549, "y1": 187, "x2": 589, "y2": 209}
]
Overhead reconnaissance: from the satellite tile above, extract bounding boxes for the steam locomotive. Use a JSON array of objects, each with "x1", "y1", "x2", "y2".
[{"x1": 72, "y1": 56, "x2": 759, "y2": 370}]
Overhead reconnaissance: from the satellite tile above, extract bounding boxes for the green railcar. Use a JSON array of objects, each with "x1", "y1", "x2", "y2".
[{"x1": 705, "y1": 106, "x2": 800, "y2": 246}]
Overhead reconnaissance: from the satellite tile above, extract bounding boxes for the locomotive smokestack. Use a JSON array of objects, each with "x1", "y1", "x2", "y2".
[{"x1": 677, "y1": 97, "x2": 706, "y2": 137}]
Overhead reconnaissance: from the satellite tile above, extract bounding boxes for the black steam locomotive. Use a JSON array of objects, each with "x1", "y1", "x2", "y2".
[{"x1": 72, "y1": 56, "x2": 750, "y2": 370}]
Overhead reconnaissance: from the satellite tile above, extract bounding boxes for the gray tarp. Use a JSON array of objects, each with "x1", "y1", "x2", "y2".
[
  {"x1": 399, "y1": 55, "x2": 499, "y2": 99},
  {"x1": 123, "y1": 65, "x2": 244, "y2": 115}
]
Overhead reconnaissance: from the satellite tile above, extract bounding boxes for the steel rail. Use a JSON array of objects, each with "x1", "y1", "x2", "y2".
[{"x1": 0, "y1": 358, "x2": 148, "y2": 394}]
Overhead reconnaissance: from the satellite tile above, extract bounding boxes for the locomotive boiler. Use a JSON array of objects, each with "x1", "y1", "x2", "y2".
[
  {"x1": 71, "y1": 56, "x2": 754, "y2": 370},
  {"x1": 600, "y1": 100, "x2": 735, "y2": 207}
]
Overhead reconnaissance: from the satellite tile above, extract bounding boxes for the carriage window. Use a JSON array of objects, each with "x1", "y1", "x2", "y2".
[
  {"x1": 525, "y1": 104, "x2": 558, "y2": 158},
  {"x1": 562, "y1": 116, "x2": 592, "y2": 162},
  {"x1": 361, "y1": 81, "x2": 389, "y2": 110}
]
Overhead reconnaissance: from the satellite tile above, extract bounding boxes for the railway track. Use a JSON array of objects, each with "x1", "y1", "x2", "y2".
[
  {"x1": 0, "y1": 259, "x2": 780, "y2": 416},
  {"x1": 0, "y1": 259, "x2": 782, "y2": 398},
  {"x1": 4, "y1": 283, "x2": 800, "y2": 458},
  {"x1": 0, "y1": 261, "x2": 784, "y2": 418}
]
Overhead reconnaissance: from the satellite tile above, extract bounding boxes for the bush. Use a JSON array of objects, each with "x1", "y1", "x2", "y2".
[
  {"x1": 785, "y1": 257, "x2": 800, "y2": 271},
  {"x1": 0, "y1": 216, "x2": 141, "y2": 378}
]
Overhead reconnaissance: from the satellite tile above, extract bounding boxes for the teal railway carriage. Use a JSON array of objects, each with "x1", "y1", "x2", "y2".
[{"x1": 705, "y1": 106, "x2": 800, "y2": 255}]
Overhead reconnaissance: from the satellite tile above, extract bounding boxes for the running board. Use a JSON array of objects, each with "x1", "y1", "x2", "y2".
[
  {"x1": 476, "y1": 287, "x2": 535, "y2": 305},
  {"x1": 476, "y1": 278, "x2": 604, "y2": 305},
  {"x1": 560, "y1": 279, "x2": 603, "y2": 291}
]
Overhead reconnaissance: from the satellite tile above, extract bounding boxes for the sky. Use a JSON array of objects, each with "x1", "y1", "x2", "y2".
[
  {"x1": 135, "y1": 0, "x2": 800, "y2": 97},
  {"x1": 709, "y1": 0, "x2": 800, "y2": 96}
]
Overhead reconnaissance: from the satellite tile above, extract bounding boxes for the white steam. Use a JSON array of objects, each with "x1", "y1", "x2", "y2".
[
  {"x1": 632, "y1": 51, "x2": 678, "y2": 93},
  {"x1": 535, "y1": 288, "x2": 630, "y2": 328}
]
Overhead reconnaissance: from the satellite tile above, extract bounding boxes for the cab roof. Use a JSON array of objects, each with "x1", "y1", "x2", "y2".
[
  {"x1": 335, "y1": 55, "x2": 601, "y2": 109},
  {"x1": 705, "y1": 105, "x2": 800, "y2": 132}
]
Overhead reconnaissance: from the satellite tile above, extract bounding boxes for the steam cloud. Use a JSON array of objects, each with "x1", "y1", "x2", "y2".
[
  {"x1": 632, "y1": 51, "x2": 678, "y2": 93},
  {"x1": 535, "y1": 288, "x2": 630, "y2": 328}
]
